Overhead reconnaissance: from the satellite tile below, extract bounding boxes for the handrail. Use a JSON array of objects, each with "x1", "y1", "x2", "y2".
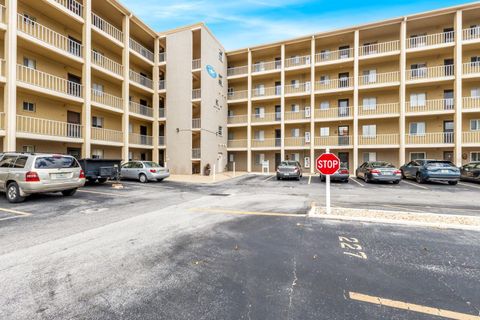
[{"x1": 91, "y1": 12, "x2": 123, "y2": 42}]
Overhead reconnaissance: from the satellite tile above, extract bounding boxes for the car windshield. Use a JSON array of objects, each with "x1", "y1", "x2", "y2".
[
  {"x1": 143, "y1": 161, "x2": 161, "y2": 168},
  {"x1": 35, "y1": 156, "x2": 79, "y2": 169},
  {"x1": 426, "y1": 161, "x2": 454, "y2": 168},
  {"x1": 280, "y1": 161, "x2": 297, "y2": 166},
  {"x1": 371, "y1": 162, "x2": 395, "y2": 168}
]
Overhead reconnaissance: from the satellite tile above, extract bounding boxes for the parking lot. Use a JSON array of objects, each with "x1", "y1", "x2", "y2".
[{"x1": 1, "y1": 174, "x2": 480, "y2": 319}]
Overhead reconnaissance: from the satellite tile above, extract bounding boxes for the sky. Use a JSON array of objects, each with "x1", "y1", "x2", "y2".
[{"x1": 120, "y1": 0, "x2": 473, "y2": 50}]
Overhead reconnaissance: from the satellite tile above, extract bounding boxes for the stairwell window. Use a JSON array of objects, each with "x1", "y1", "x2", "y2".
[
  {"x1": 470, "y1": 119, "x2": 480, "y2": 131},
  {"x1": 23, "y1": 101, "x2": 35, "y2": 112},
  {"x1": 410, "y1": 122, "x2": 426, "y2": 136}
]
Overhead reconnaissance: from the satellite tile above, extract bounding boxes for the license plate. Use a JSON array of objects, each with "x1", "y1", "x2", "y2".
[
  {"x1": 51, "y1": 173, "x2": 70, "y2": 180},
  {"x1": 441, "y1": 170, "x2": 449, "y2": 174},
  {"x1": 284, "y1": 173, "x2": 290, "y2": 176},
  {"x1": 381, "y1": 171, "x2": 392, "y2": 175}
]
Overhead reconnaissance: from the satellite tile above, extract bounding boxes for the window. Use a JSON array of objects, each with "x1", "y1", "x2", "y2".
[
  {"x1": 23, "y1": 101, "x2": 35, "y2": 112},
  {"x1": 92, "y1": 149, "x2": 104, "y2": 159},
  {"x1": 291, "y1": 104, "x2": 300, "y2": 112},
  {"x1": 218, "y1": 126, "x2": 223, "y2": 137},
  {"x1": 362, "y1": 97, "x2": 377, "y2": 110},
  {"x1": 23, "y1": 145, "x2": 35, "y2": 153},
  {"x1": 255, "y1": 153, "x2": 265, "y2": 165},
  {"x1": 290, "y1": 153, "x2": 300, "y2": 162},
  {"x1": 472, "y1": 88, "x2": 480, "y2": 98},
  {"x1": 410, "y1": 122, "x2": 426, "y2": 135},
  {"x1": 363, "y1": 152, "x2": 377, "y2": 162},
  {"x1": 291, "y1": 79, "x2": 300, "y2": 89},
  {"x1": 23, "y1": 57, "x2": 36, "y2": 69},
  {"x1": 228, "y1": 132, "x2": 234, "y2": 140},
  {"x1": 14, "y1": 156, "x2": 28, "y2": 168},
  {"x1": 410, "y1": 93, "x2": 426, "y2": 107},
  {"x1": 23, "y1": 13, "x2": 36, "y2": 25},
  {"x1": 255, "y1": 84, "x2": 265, "y2": 96},
  {"x1": 128, "y1": 123, "x2": 133, "y2": 133},
  {"x1": 254, "y1": 107, "x2": 265, "y2": 118},
  {"x1": 254, "y1": 130, "x2": 265, "y2": 141},
  {"x1": 471, "y1": 119, "x2": 480, "y2": 131},
  {"x1": 320, "y1": 127, "x2": 330, "y2": 136},
  {"x1": 362, "y1": 125, "x2": 377, "y2": 137},
  {"x1": 92, "y1": 116, "x2": 103, "y2": 128},
  {"x1": 363, "y1": 69, "x2": 377, "y2": 83},
  {"x1": 471, "y1": 152, "x2": 480, "y2": 162},
  {"x1": 471, "y1": 56, "x2": 480, "y2": 67},
  {"x1": 218, "y1": 50, "x2": 224, "y2": 62},
  {"x1": 254, "y1": 61, "x2": 265, "y2": 72},
  {"x1": 320, "y1": 75, "x2": 330, "y2": 84},
  {"x1": 0, "y1": 155, "x2": 18, "y2": 168},
  {"x1": 291, "y1": 128, "x2": 300, "y2": 137},
  {"x1": 410, "y1": 152, "x2": 426, "y2": 161},
  {"x1": 320, "y1": 101, "x2": 330, "y2": 110}
]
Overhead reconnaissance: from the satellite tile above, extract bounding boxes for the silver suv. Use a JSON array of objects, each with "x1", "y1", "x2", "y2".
[{"x1": 0, "y1": 153, "x2": 86, "y2": 203}]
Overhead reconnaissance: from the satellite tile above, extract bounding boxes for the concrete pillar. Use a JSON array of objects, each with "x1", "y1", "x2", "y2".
[
  {"x1": 4, "y1": 0, "x2": 17, "y2": 152},
  {"x1": 122, "y1": 15, "x2": 131, "y2": 162},
  {"x1": 280, "y1": 44, "x2": 285, "y2": 161},
  {"x1": 399, "y1": 18, "x2": 407, "y2": 165},
  {"x1": 310, "y1": 36, "x2": 316, "y2": 174},
  {"x1": 247, "y1": 49, "x2": 252, "y2": 172},
  {"x1": 353, "y1": 30, "x2": 359, "y2": 171},
  {"x1": 81, "y1": 0, "x2": 92, "y2": 158},
  {"x1": 454, "y1": 10, "x2": 463, "y2": 166},
  {"x1": 152, "y1": 37, "x2": 160, "y2": 163}
]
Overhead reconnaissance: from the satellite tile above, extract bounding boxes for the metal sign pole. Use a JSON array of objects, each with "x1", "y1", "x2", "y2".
[{"x1": 326, "y1": 147, "x2": 331, "y2": 215}]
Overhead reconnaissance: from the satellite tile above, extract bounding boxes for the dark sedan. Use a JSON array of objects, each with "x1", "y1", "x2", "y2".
[
  {"x1": 400, "y1": 159, "x2": 460, "y2": 185},
  {"x1": 276, "y1": 161, "x2": 303, "y2": 180},
  {"x1": 356, "y1": 161, "x2": 402, "y2": 184},
  {"x1": 460, "y1": 162, "x2": 480, "y2": 183},
  {"x1": 320, "y1": 166, "x2": 350, "y2": 183}
]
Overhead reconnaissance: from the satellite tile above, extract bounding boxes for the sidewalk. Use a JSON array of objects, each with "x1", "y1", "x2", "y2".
[{"x1": 168, "y1": 171, "x2": 248, "y2": 184}]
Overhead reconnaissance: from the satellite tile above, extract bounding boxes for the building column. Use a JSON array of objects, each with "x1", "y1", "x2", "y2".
[
  {"x1": 280, "y1": 44, "x2": 285, "y2": 161},
  {"x1": 81, "y1": 0, "x2": 92, "y2": 158},
  {"x1": 310, "y1": 36, "x2": 316, "y2": 174},
  {"x1": 152, "y1": 37, "x2": 160, "y2": 163},
  {"x1": 122, "y1": 15, "x2": 131, "y2": 162},
  {"x1": 454, "y1": 10, "x2": 463, "y2": 166},
  {"x1": 399, "y1": 18, "x2": 407, "y2": 165},
  {"x1": 247, "y1": 49, "x2": 252, "y2": 172},
  {"x1": 353, "y1": 30, "x2": 359, "y2": 171},
  {"x1": 4, "y1": 0, "x2": 17, "y2": 152}
]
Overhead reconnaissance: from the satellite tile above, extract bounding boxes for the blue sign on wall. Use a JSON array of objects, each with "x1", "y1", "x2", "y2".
[{"x1": 206, "y1": 65, "x2": 217, "y2": 79}]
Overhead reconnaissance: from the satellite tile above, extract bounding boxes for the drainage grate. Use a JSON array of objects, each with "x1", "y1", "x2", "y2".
[{"x1": 209, "y1": 193, "x2": 231, "y2": 197}]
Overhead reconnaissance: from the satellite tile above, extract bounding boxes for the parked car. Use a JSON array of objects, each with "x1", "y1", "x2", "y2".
[
  {"x1": 0, "y1": 153, "x2": 85, "y2": 203},
  {"x1": 460, "y1": 162, "x2": 480, "y2": 183},
  {"x1": 356, "y1": 161, "x2": 402, "y2": 184},
  {"x1": 400, "y1": 159, "x2": 460, "y2": 185},
  {"x1": 276, "y1": 161, "x2": 303, "y2": 180},
  {"x1": 78, "y1": 159, "x2": 122, "y2": 184},
  {"x1": 320, "y1": 165, "x2": 350, "y2": 183},
  {"x1": 120, "y1": 161, "x2": 170, "y2": 183}
]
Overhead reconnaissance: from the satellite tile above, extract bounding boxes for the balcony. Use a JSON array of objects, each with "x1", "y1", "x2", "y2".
[
  {"x1": 315, "y1": 107, "x2": 353, "y2": 121},
  {"x1": 92, "y1": 51, "x2": 123, "y2": 78},
  {"x1": 129, "y1": 133, "x2": 153, "y2": 147},
  {"x1": 227, "y1": 66, "x2": 248, "y2": 77},
  {"x1": 227, "y1": 139, "x2": 248, "y2": 149},
  {"x1": 53, "y1": 0, "x2": 83, "y2": 18},
  {"x1": 192, "y1": 88, "x2": 201, "y2": 100},
  {"x1": 285, "y1": 55, "x2": 311, "y2": 69},
  {"x1": 252, "y1": 86, "x2": 281, "y2": 99},
  {"x1": 358, "y1": 71, "x2": 400, "y2": 88},
  {"x1": 192, "y1": 59, "x2": 201, "y2": 70},
  {"x1": 129, "y1": 101, "x2": 153, "y2": 118},
  {"x1": 285, "y1": 137, "x2": 309, "y2": 148},
  {"x1": 358, "y1": 134, "x2": 400, "y2": 147},
  {"x1": 251, "y1": 112, "x2": 281, "y2": 124},
  {"x1": 17, "y1": 65, "x2": 83, "y2": 101},
  {"x1": 463, "y1": 97, "x2": 480, "y2": 111},
  {"x1": 406, "y1": 31, "x2": 455, "y2": 50},
  {"x1": 463, "y1": 131, "x2": 480, "y2": 146},
  {"x1": 315, "y1": 77, "x2": 353, "y2": 93},
  {"x1": 406, "y1": 65, "x2": 454, "y2": 83},
  {"x1": 406, "y1": 132, "x2": 454, "y2": 146},
  {"x1": 252, "y1": 61, "x2": 281, "y2": 74},
  {"x1": 159, "y1": 80, "x2": 166, "y2": 91},
  {"x1": 359, "y1": 40, "x2": 400, "y2": 57},
  {"x1": 192, "y1": 118, "x2": 201, "y2": 129},
  {"x1": 227, "y1": 90, "x2": 248, "y2": 101},
  {"x1": 16, "y1": 115, "x2": 82, "y2": 141},
  {"x1": 0, "y1": 4, "x2": 6, "y2": 25},
  {"x1": 406, "y1": 98, "x2": 454, "y2": 115},
  {"x1": 0, "y1": 59, "x2": 6, "y2": 81},
  {"x1": 284, "y1": 82, "x2": 311, "y2": 96},
  {"x1": 159, "y1": 136, "x2": 165, "y2": 147},
  {"x1": 315, "y1": 48, "x2": 353, "y2": 65},
  {"x1": 463, "y1": 26, "x2": 480, "y2": 42},
  {"x1": 358, "y1": 103, "x2": 400, "y2": 118},
  {"x1": 91, "y1": 127, "x2": 123, "y2": 145},
  {"x1": 192, "y1": 148, "x2": 201, "y2": 159},
  {"x1": 159, "y1": 52, "x2": 166, "y2": 63},
  {"x1": 252, "y1": 138, "x2": 281, "y2": 149},
  {"x1": 463, "y1": 62, "x2": 480, "y2": 78},
  {"x1": 159, "y1": 108, "x2": 165, "y2": 118},
  {"x1": 18, "y1": 14, "x2": 83, "y2": 60},
  {"x1": 129, "y1": 38, "x2": 154, "y2": 63},
  {"x1": 91, "y1": 12, "x2": 123, "y2": 44},
  {"x1": 315, "y1": 136, "x2": 353, "y2": 148},
  {"x1": 129, "y1": 70, "x2": 153, "y2": 90},
  {"x1": 91, "y1": 89, "x2": 123, "y2": 112},
  {"x1": 284, "y1": 110, "x2": 311, "y2": 122},
  {"x1": 227, "y1": 115, "x2": 248, "y2": 125}
]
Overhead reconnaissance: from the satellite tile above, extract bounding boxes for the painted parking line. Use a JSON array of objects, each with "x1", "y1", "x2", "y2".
[
  {"x1": 400, "y1": 180, "x2": 429, "y2": 190},
  {"x1": 77, "y1": 189, "x2": 129, "y2": 197},
  {"x1": 0, "y1": 207, "x2": 32, "y2": 221},
  {"x1": 262, "y1": 175, "x2": 275, "y2": 182},
  {"x1": 458, "y1": 182, "x2": 480, "y2": 190},
  {"x1": 308, "y1": 175, "x2": 312, "y2": 185},
  {"x1": 349, "y1": 292, "x2": 480, "y2": 320},
  {"x1": 190, "y1": 208, "x2": 306, "y2": 218},
  {"x1": 349, "y1": 177, "x2": 365, "y2": 187}
]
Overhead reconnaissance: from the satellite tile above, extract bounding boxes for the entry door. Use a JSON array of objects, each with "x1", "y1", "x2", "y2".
[
  {"x1": 275, "y1": 105, "x2": 281, "y2": 121},
  {"x1": 275, "y1": 129, "x2": 281, "y2": 147},
  {"x1": 444, "y1": 90, "x2": 454, "y2": 110},
  {"x1": 275, "y1": 81, "x2": 282, "y2": 95},
  {"x1": 444, "y1": 121, "x2": 454, "y2": 144},
  {"x1": 338, "y1": 126, "x2": 350, "y2": 146},
  {"x1": 338, "y1": 152, "x2": 349, "y2": 170},
  {"x1": 140, "y1": 125, "x2": 148, "y2": 145},
  {"x1": 444, "y1": 151, "x2": 454, "y2": 162},
  {"x1": 67, "y1": 111, "x2": 81, "y2": 138},
  {"x1": 338, "y1": 72, "x2": 350, "y2": 87},
  {"x1": 275, "y1": 153, "x2": 281, "y2": 169},
  {"x1": 338, "y1": 99, "x2": 349, "y2": 117},
  {"x1": 444, "y1": 58, "x2": 454, "y2": 76},
  {"x1": 68, "y1": 74, "x2": 81, "y2": 97}
]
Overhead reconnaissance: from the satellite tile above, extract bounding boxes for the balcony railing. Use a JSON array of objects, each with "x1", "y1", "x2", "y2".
[
  {"x1": 284, "y1": 82, "x2": 311, "y2": 95},
  {"x1": 463, "y1": 62, "x2": 480, "y2": 75},
  {"x1": 406, "y1": 31, "x2": 455, "y2": 49},
  {"x1": 463, "y1": 26, "x2": 480, "y2": 41},
  {"x1": 192, "y1": 59, "x2": 201, "y2": 70},
  {"x1": 158, "y1": 80, "x2": 166, "y2": 91},
  {"x1": 359, "y1": 40, "x2": 400, "y2": 56},
  {"x1": 18, "y1": 14, "x2": 83, "y2": 58},
  {"x1": 252, "y1": 139, "x2": 281, "y2": 148},
  {"x1": 0, "y1": 59, "x2": 5, "y2": 78},
  {"x1": 228, "y1": 140, "x2": 247, "y2": 148},
  {"x1": 192, "y1": 118, "x2": 201, "y2": 129},
  {"x1": 406, "y1": 65, "x2": 454, "y2": 81},
  {"x1": 129, "y1": 133, "x2": 153, "y2": 146},
  {"x1": 159, "y1": 108, "x2": 165, "y2": 118},
  {"x1": 463, "y1": 97, "x2": 480, "y2": 110},
  {"x1": 129, "y1": 101, "x2": 153, "y2": 118},
  {"x1": 0, "y1": 112, "x2": 4, "y2": 130},
  {"x1": 92, "y1": 51, "x2": 123, "y2": 76},
  {"x1": 285, "y1": 137, "x2": 308, "y2": 147},
  {"x1": 358, "y1": 103, "x2": 399, "y2": 117},
  {"x1": 284, "y1": 110, "x2": 310, "y2": 121},
  {"x1": 227, "y1": 115, "x2": 248, "y2": 124},
  {"x1": 54, "y1": 0, "x2": 83, "y2": 18},
  {"x1": 129, "y1": 70, "x2": 153, "y2": 89},
  {"x1": 159, "y1": 136, "x2": 165, "y2": 146},
  {"x1": 358, "y1": 134, "x2": 399, "y2": 145},
  {"x1": 17, "y1": 115, "x2": 82, "y2": 139},
  {"x1": 251, "y1": 112, "x2": 281, "y2": 123},
  {"x1": 91, "y1": 127, "x2": 123, "y2": 143},
  {"x1": 252, "y1": 61, "x2": 282, "y2": 73},
  {"x1": 129, "y1": 38, "x2": 154, "y2": 62},
  {"x1": 159, "y1": 52, "x2": 166, "y2": 63},
  {"x1": 315, "y1": 48, "x2": 353, "y2": 63},
  {"x1": 192, "y1": 148, "x2": 201, "y2": 159},
  {"x1": 285, "y1": 55, "x2": 311, "y2": 68},
  {"x1": 227, "y1": 90, "x2": 248, "y2": 100},
  {"x1": 315, "y1": 107, "x2": 352, "y2": 120},
  {"x1": 359, "y1": 71, "x2": 399, "y2": 86},
  {"x1": 315, "y1": 136, "x2": 353, "y2": 147},
  {"x1": 192, "y1": 88, "x2": 201, "y2": 100},
  {"x1": 17, "y1": 65, "x2": 83, "y2": 98},
  {"x1": 91, "y1": 12, "x2": 123, "y2": 43},
  {"x1": 406, "y1": 98, "x2": 454, "y2": 113},
  {"x1": 315, "y1": 77, "x2": 354, "y2": 91},
  {"x1": 406, "y1": 132, "x2": 454, "y2": 145},
  {"x1": 463, "y1": 131, "x2": 480, "y2": 144},
  {"x1": 91, "y1": 89, "x2": 123, "y2": 110},
  {"x1": 0, "y1": 5, "x2": 6, "y2": 24},
  {"x1": 252, "y1": 86, "x2": 282, "y2": 98},
  {"x1": 227, "y1": 66, "x2": 248, "y2": 77}
]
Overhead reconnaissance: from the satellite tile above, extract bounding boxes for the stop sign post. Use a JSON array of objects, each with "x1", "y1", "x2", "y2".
[{"x1": 316, "y1": 148, "x2": 340, "y2": 215}]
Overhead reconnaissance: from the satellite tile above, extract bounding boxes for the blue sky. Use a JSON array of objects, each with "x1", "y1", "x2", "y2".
[{"x1": 121, "y1": 0, "x2": 472, "y2": 50}]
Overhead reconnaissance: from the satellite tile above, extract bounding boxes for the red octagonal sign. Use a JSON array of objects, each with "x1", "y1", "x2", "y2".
[{"x1": 316, "y1": 153, "x2": 341, "y2": 175}]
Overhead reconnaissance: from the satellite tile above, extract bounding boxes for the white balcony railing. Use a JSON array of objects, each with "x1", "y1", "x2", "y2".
[
  {"x1": 91, "y1": 89, "x2": 123, "y2": 110},
  {"x1": 252, "y1": 139, "x2": 281, "y2": 148},
  {"x1": 159, "y1": 136, "x2": 165, "y2": 146},
  {"x1": 91, "y1": 127, "x2": 123, "y2": 143},
  {"x1": 358, "y1": 103, "x2": 400, "y2": 117},
  {"x1": 192, "y1": 88, "x2": 201, "y2": 100},
  {"x1": 463, "y1": 26, "x2": 480, "y2": 41},
  {"x1": 192, "y1": 59, "x2": 201, "y2": 70},
  {"x1": 0, "y1": 5, "x2": 7, "y2": 24},
  {"x1": 18, "y1": 14, "x2": 83, "y2": 58},
  {"x1": 284, "y1": 82, "x2": 311, "y2": 95},
  {"x1": 285, "y1": 55, "x2": 311, "y2": 68},
  {"x1": 0, "y1": 59, "x2": 5, "y2": 78},
  {"x1": 129, "y1": 101, "x2": 153, "y2": 118},
  {"x1": 284, "y1": 110, "x2": 310, "y2": 121},
  {"x1": 463, "y1": 62, "x2": 480, "y2": 75},
  {"x1": 159, "y1": 80, "x2": 165, "y2": 90},
  {"x1": 17, "y1": 115, "x2": 82, "y2": 139},
  {"x1": 129, "y1": 70, "x2": 153, "y2": 89},
  {"x1": 17, "y1": 65, "x2": 83, "y2": 98},
  {"x1": 251, "y1": 112, "x2": 281, "y2": 123},
  {"x1": 315, "y1": 77, "x2": 354, "y2": 91},
  {"x1": 92, "y1": 51, "x2": 123, "y2": 76},
  {"x1": 252, "y1": 60, "x2": 282, "y2": 73},
  {"x1": 463, "y1": 131, "x2": 480, "y2": 144},
  {"x1": 91, "y1": 12, "x2": 123, "y2": 43},
  {"x1": 407, "y1": 31, "x2": 455, "y2": 49},
  {"x1": 192, "y1": 118, "x2": 201, "y2": 129},
  {"x1": 252, "y1": 86, "x2": 282, "y2": 98},
  {"x1": 359, "y1": 71, "x2": 399, "y2": 86},
  {"x1": 285, "y1": 137, "x2": 308, "y2": 147},
  {"x1": 406, "y1": 132, "x2": 455, "y2": 145},
  {"x1": 358, "y1": 134, "x2": 400, "y2": 145},
  {"x1": 227, "y1": 66, "x2": 248, "y2": 77},
  {"x1": 159, "y1": 52, "x2": 166, "y2": 63},
  {"x1": 227, "y1": 90, "x2": 248, "y2": 100},
  {"x1": 359, "y1": 40, "x2": 400, "y2": 56},
  {"x1": 463, "y1": 97, "x2": 480, "y2": 110},
  {"x1": 129, "y1": 133, "x2": 153, "y2": 146},
  {"x1": 406, "y1": 98, "x2": 454, "y2": 113},
  {"x1": 159, "y1": 108, "x2": 165, "y2": 118},
  {"x1": 315, "y1": 136, "x2": 353, "y2": 147},
  {"x1": 54, "y1": 0, "x2": 83, "y2": 18},
  {"x1": 228, "y1": 140, "x2": 247, "y2": 148},
  {"x1": 227, "y1": 115, "x2": 248, "y2": 124},
  {"x1": 315, "y1": 48, "x2": 353, "y2": 63},
  {"x1": 129, "y1": 38, "x2": 154, "y2": 62},
  {"x1": 315, "y1": 107, "x2": 353, "y2": 120},
  {"x1": 406, "y1": 65, "x2": 454, "y2": 81},
  {"x1": 192, "y1": 148, "x2": 201, "y2": 159},
  {"x1": 0, "y1": 112, "x2": 5, "y2": 130}
]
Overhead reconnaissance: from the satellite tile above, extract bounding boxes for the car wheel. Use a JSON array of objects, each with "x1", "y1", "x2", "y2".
[
  {"x1": 62, "y1": 189, "x2": 77, "y2": 196},
  {"x1": 6, "y1": 182, "x2": 25, "y2": 203},
  {"x1": 97, "y1": 178, "x2": 108, "y2": 184},
  {"x1": 157, "y1": 179, "x2": 164, "y2": 182},
  {"x1": 416, "y1": 173, "x2": 425, "y2": 184},
  {"x1": 393, "y1": 180, "x2": 400, "y2": 184},
  {"x1": 344, "y1": 179, "x2": 349, "y2": 183},
  {"x1": 401, "y1": 170, "x2": 406, "y2": 179},
  {"x1": 364, "y1": 175, "x2": 370, "y2": 183},
  {"x1": 448, "y1": 181, "x2": 458, "y2": 185},
  {"x1": 139, "y1": 173, "x2": 148, "y2": 183},
  {"x1": 277, "y1": 176, "x2": 280, "y2": 180}
]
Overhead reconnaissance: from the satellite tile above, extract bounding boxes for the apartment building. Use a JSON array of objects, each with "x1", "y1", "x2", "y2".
[{"x1": 226, "y1": 3, "x2": 480, "y2": 173}]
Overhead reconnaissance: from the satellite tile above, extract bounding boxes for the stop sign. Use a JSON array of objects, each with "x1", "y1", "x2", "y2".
[{"x1": 316, "y1": 153, "x2": 341, "y2": 175}]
